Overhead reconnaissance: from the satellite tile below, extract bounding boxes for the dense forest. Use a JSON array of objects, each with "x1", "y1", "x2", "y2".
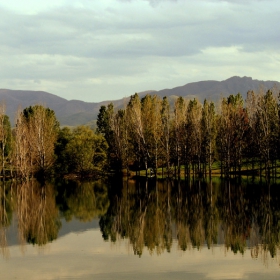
[{"x1": 0, "y1": 88, "x2": 279, "y2": 179}]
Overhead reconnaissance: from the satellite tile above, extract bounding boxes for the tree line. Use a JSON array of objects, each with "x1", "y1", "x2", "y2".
[
  {"x1": 97, "y1": 88, "x2": 280, "y2": 178},
  {"x1": 0, "y1": 87, "x2": 278, "y2": 179},
  {"x1": 0, "y1": 104, "x2": 108, "y2": 179}
]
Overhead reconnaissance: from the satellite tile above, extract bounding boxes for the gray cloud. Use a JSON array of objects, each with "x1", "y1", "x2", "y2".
[
  {"x1": 1, "y1": 2, "x2": 279, "y2": 58},
  {"x1": 0, "y1": 0, "x2": 279, "y2": 101}
]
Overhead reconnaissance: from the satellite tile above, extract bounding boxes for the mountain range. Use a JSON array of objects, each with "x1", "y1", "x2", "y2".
[{"x1": 0, "y1": 76, "x2": 279, "y2": 127}]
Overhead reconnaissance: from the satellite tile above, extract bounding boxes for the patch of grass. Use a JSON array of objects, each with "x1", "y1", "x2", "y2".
[{"x1": 129, "y1": 160, "x2": 280, "y2": 180}]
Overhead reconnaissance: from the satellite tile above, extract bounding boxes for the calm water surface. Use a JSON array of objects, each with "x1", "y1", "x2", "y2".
[{"x1": 0, "y1": 177, "x2": 280, "y2": 279}]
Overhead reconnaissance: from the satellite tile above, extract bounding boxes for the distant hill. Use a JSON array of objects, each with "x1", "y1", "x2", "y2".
[
  {"x1": 153, "y1": 76, "x2": 280, "y2": 101},
  {"x1": 0, "y1": 89, "x2": 129, "y2": 127},
  {"x1": 1, "y1": 76, "x2": 279, "y2": 127}
]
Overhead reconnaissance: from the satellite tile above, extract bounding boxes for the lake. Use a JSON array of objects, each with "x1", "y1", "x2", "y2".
[{"x1": 0, "y1": 177, "x2": 280, "y2": 279}]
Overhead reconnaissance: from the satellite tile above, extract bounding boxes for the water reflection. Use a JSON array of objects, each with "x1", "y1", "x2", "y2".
[
  {"x1": 0, "y1": 179, "x2": 109, "y2": 256},
  {"x1": 55, "y1": 180, "x2": 109, "y2": 222},
  {"x1": 0, "y1": 181, "x2": 14, "y2": 259},
  {"x1": 16, "y1": 180, "x2": 61, "y2": 246},
  {"x1": 0, "y1": 177, "x2": 280, "y2": 265},
  {"x1": 100, "y1": 177, "x2": 280, "y2": 263}
]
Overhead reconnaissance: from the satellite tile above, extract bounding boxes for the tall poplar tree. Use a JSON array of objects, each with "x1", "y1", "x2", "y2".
[
  {"x1": 255, "y1": 90, "x2": 279, "y2": 174},
  {"x1": 201, "y1": 99, "x2": 216, "y2": 177},
  {"x1": 186, "y1": 98, "x2": 202, "y2": 175},
  {"x1": 172, "y1": 97, "x2": 187, "y2": 178},
  {"x1": 127, "y1": 94, "x2": 150, "y2": 174},
  {"x1": 160, "y1": 97, "x2": 171, "y2": 175}
]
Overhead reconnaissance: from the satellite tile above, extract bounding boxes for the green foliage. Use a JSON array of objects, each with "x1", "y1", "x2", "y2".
[
  {"x1": 56, "y1": 180, "x2": 109, "y2": 222},
  {"x1": 54, "y1": 127, "x2": 73, "y2": 175},
  {"x1": 96, "y1": 104, "x2": 114, "y2": 142},
  {"x1": 23, "y1": 105, "x2": 60, "y2": 129},
  {"x1": 64, "y1": 126, "x2": 108, "y2": 175}
]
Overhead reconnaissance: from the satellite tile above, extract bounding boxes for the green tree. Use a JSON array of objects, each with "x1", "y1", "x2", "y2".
[
  {"x1": 57, "y1": 180, "x2": 109, "y2": 222},
  {"x1": 96, "y1": 103, "x2": 121, "y2": 171},
  {"x1": 54, "y1": 127, "x2": 73, "y2": 175},
  {"x1": 96, "y1": 104, "x2": 113, "y2": 142},
  {"x1": 65, "y1": 126, "x2": 108, "y2": 176}
]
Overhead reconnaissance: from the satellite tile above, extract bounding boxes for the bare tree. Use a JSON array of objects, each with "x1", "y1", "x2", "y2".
[
  {"x1": 0, "y1": 102, "x2": 11, "y2": 177},
  {"x1": 14, "y1": 105, "x2": 59, "y2": 178},
  {"x1": 13, "y1": 107, "x2": 32, "y2": 178}
]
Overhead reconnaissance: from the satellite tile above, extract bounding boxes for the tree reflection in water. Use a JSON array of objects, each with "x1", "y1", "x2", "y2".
[
  {"x1": 55, "y1": 180, "x2": 109, "y2": 222},
  {"x1": 0, "y1": 178, "x2": 110, "y2": 255},
  {"x1": 99, "y1": 177, "x2": 280, "y2": 263},
  {"x1": 1, "y1": 177, "x2": 280, "y2": 265},
  {"x1": 16, "y1": 180, "x2": 61, "y2": 246},
  {"x1": 0, "y1": 180, "x2": 14, "y2": 259}
]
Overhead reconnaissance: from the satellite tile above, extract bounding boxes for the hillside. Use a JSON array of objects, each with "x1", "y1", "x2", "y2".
[
  {"x1": 0, "y1": 76, "x2": 279, "y2": 127},
  {"x1": 154, "y1": 76, "x2": 279, "y2": 101}
]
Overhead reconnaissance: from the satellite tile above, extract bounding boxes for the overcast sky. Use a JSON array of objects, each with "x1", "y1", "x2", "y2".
[{"x1": 0, "y1": 0, "x2": 279, "y2": 102}]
